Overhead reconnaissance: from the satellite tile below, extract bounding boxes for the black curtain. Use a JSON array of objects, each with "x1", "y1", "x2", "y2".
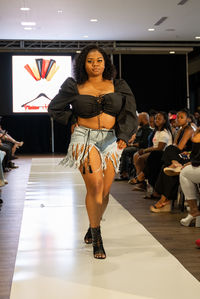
[
  {"x1": 189, "y1": 72, "x2": 200, "y2": 113},
  {"x1": 118, "y1": 54, "x2": 187, "y2": 113},
  {"x1": 0, "y1": 53, "x2": 12, "y2": 115},
  {"x1": 1, "y1": 115, "x2": 71, "y2": 154}
]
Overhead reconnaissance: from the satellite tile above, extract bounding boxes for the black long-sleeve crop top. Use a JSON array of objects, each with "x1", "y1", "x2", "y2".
[{"x1": 48, "y1": 77, "x2": 137, "y2": 144}]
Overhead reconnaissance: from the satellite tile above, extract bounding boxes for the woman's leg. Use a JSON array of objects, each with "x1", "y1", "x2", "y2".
[
  {"x1": 101, "y1": 156, "x2": 116, "y2": 217},
  {"x1": 150, "y1": 167, "x2": 180, "y2": 213},
  {"x1": 150, "y1": 194, "x2": 171, "y2": 212},
  {"x1": 130, "y1": 152, "x2": 150, "y2": 187},
  {"x1": 134, "y1": 152, "x2": 150, "y2": 175},
  {"x1": 133, "y1": 152, "x2": 140, "y2": 174},
  {"x1": 80, "y1": 147, "x2": 106, "y2": 259},
  {"x1": 81, "y1": 152, "x2": 117, "y2": 225},
  {"x1": 155, "y1": 167, "x2": 179, "y2": 202},
  {"x1": 119, "y1": 147, "x2": 137, "y2": 179},
  {"x1": 129, "y1": 171, "x2": 145, "y2": 185},
  {"x1": 180, "y1": 165, "x2": 200, "y2": 201},
  {"x1": 4, "y1": 133, "x2": 23, "y2": 147},
  {"x1": 11, "y1": 143, "x2": 18, "y2": 156},
  {"x1": 80, "y1": 147, "x2": 104, "y2": 228},
  {"x1": 83, "y1": 153, "x2": 116, "y2": 245},
  {"x1": 180, "y1": 165, "x2": 200, "y2": 221},
  {"x1": 144, "y1": 151, "x2": 164, "y2": 188}
]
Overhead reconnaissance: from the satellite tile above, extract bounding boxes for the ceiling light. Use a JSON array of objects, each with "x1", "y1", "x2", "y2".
[
  {"x1": 21, "y1": 22, "x2": 36, "y2": 26},
  {"x1": 76, "y1": 50, "x2": 81, "y2": 53},
  {"x1": 83, "y1": 35, "x2": 88, "y2": 38},
  {"x1": 169, "y1": 51, "x2": 175, "y2": 54},
  {"x1": 195, "y1": 36, "x2": 200, "y2": 40},
  {"x1": 20, "y1": 7, "x2": 30, "y2": 11},
  {"x1": 58, "y1": 10, "x2": 63, "y2": 13},
  {"x1": 90, "y1": 19, "x2": 98, "y2": 22},
  {"x1": 24, "y1": 27, "x2": 32, "y2": 30},
  {"x1": 148, "y1": 28, "x2": 155, "y2": 31}
]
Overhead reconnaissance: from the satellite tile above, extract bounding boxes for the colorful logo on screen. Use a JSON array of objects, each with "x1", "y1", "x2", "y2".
[{"x1": 24, "y1": 58, "x2": 59, "y2": 81}]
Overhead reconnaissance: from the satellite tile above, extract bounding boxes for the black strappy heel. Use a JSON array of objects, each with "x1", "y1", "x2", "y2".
[
  {"x1": 84, "y1": 227, "x2": 92, "y2": 244},
  {"x1": 91, "y1": 226, "x2": 106, "y2": 259}
]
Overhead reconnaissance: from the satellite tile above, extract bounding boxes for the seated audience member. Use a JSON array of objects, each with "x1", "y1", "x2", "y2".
[
  {"x1": 133, "y1": 112, "x2": 175, "y2": 192},
  {"x1": 0, "y1": 122, "x2": 23, "y2": 159},
  {"x1": 149, "y1": 114, "x2": 156, "y2": 130},
  {"x1": 161, "y1": 109, "x2": 194, "y2": 167},
  {"x1": 0, "y1": 117, "x2": 22, "y2": 170},
  {"x1": 148, "y1": 109, "x2": 157, "y2": 130},
  {"x1": 179, "y1": 128, "x2": 200, "y2": 227},
  {"x1": 0, "y1": 134, "x2": 18, "y2": 171},
  {"x1": 129, "y1": 111, "x2": 172, "y2": 190},
  {"x1": 150, "y1": 108, "x2": 195, "y2": 213},
  {"x1": 147, "y1": 113, "x2": 156, "y2": 147},
  {"x1": 115, "y1": 112, "x2": 152, "y2": 180},
  {"x1": 143, "y1": 111, "x2": 178, "y2": 192}
]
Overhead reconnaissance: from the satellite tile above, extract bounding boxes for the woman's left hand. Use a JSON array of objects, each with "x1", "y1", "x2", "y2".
[{"x1": 117, "y1": 139, "x2": 127, "y2": 150}]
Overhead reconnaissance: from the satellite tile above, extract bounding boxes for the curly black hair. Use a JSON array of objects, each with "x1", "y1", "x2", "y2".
[
  {"x1": 73, "y1": 44, "x2": 116, "y2": 84},
  {"x1": 155, "y1": 111, "x2": 173, "y2": 136}
]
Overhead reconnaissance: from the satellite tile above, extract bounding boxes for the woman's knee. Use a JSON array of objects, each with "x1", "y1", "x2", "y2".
[
  {"x1": 133, "y1": 152, "x2": 139, "y2": 164},
  {"x1": 180, "y1": 171, "x2": 196, "y2": 196},
  {"x1": 87, "y1": 178, "x2": 104, "y2": 196},
  {"x1": 180, "y1": 172, "x2": 188, "y2": 188},
  {"x1": 136, "y1": 155, "x2": 145, "y2": 167},
  {"x1": 180, "y1": 165, "x2": 193, "y2": 180}
]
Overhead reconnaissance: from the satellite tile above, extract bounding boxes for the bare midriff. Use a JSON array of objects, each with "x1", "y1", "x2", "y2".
[
  {"x1": 77, "y1": 113, "x2": 116, "y2": 130},
  {"x1": 77, "y1": 79, "x2": 115, "y2": 129}
]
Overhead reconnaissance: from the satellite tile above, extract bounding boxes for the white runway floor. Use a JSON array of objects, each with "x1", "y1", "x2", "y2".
[{"x1": 10, "y1": 158, "x2": 200, "y2": 299}]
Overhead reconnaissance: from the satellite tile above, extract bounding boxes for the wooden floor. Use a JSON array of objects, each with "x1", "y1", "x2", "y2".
[{"x1": 0, "y1": 154, "x2": 200, "y2": 299}]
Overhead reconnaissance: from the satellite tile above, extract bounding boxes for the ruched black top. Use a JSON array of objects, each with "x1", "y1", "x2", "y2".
[
  {"x1": 72, "y1": 93, "x2": 123, "y2": 118},
  {"x1": 177, "y1": 125, "x2": 193, "y2": 151},
  {"x1": 48, "y1": 77, "x2": 137, "y2": 143}
]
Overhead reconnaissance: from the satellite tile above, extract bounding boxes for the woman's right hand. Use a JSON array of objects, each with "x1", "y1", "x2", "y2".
[
  {"x1": 71, "y1": 123, "x2": 78, "y2": 134},
  {"x1": 117, "y1": 139, "x2": 127, "y2": 150}
]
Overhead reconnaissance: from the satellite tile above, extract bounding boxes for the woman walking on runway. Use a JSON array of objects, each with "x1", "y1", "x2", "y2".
[{"x1": 48, "y1": 44, "x2": 137, "y2": 259}]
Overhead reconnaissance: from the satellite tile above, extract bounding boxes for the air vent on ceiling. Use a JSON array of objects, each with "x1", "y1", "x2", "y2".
[
  {"x1": 178, "y1": 0, "x2": 189, "y2": 5},
  {"x1": 154, "y1": 17, "x2": 168, "y2": 26}
]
